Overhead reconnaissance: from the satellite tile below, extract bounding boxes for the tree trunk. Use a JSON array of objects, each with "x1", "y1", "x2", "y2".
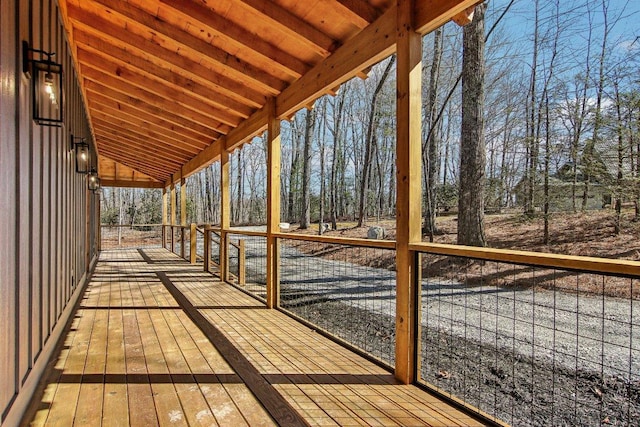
[
  {"x1": 457, "y1": 3, "x2": 487, "y2": 247},
  {"x1": 357, "y1": 56, "x2": 395, "y2": 227},
  {"x1": 423, "y1": 28, "x2": 443, "y2": 241},
  {"x1": 299, "y1": 109, "x2": 315, "y2": 229}
]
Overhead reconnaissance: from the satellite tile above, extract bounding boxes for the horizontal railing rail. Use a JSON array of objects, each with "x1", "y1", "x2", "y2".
[
  {"x1": 410, "y1": 242, "x2": 640, "y2": 278},
  {"x1": 273, "y1": 231, "x2": 395, "y2": 249}
]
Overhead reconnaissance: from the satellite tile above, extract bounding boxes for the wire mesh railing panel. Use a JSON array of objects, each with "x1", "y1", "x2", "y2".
[
  {"x1": 279, "y1": 239, "x2": 396, "y2": 367},
  {"x1": 229, "y1": 234, "x2": 267, "y2": 300},
  {"x1": 101, "y1": 225, "x2": 162, "y2": 249},
  {"x1": 211, "y1": 233, "x2": 221, "y2": 267},
  {"x1": 419, "y1": 253, "x2": 639, "y2": 427},
  {"x1": 228, "y1": 237, "x2": 240, "y2": 279},
  {"x1": 174, "y1": 227, "x2": 182, "y2": 256}
]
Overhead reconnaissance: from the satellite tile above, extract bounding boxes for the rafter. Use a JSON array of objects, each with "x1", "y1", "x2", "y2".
[
  {"x1": 159, "y1": 0, "x2": 310, "y2": 78},
  {"x1": 334, "y1": 0, "x2": 381, "y2": 27},
  {"x1": 96, "y1": 132, "x2": 190, "y2": 166},
  {"x1": 80, "y1": 66, "x2": 229, "y2": 135},
  {"x1": 92, "y1": 123, "x2": 197, "y2": 162},
  {"x1": 74, "y1": 30, "x2": 252, "y2": 119},
  {"x1": 85, "y1": 85, "x2": 221, "y2": 140},
  {"x1": 91, "y1": 0, "x2": 286, "y2": 94},
  {"x1": 66, "y1": 2, "x2": 266, "y2": 107},
  {"x1": 89, "y1": 109, "x2": 207, "y2": 153},
  {"x1": 87, "y1": 99, "x2": 208, "y2": 149},
  {"x1": 234, "y1": 0, "x2": 337, "y2": 56}
]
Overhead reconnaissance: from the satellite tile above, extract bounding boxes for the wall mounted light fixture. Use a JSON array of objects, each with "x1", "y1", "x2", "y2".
[
  {"x1": 71, "y1": 135, "x2": 90, "y2": 174},
  {"x1": 88, "y1": 169, "x2": 101, "y2": 192},
  {"x1": 23, "y1": 41, "x2": 63, "y2": 126}
]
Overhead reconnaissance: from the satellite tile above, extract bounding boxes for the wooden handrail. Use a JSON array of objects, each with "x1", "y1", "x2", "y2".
[
  {"x1": 409, "y1": 242, "x2": 640, "y2": 278},
  {"x1": 272, "y1": 232, "x2": 396, "y2": 250}
]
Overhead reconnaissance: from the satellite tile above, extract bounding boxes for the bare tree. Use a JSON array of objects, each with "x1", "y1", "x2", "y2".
[{"x1": 458, "y1": 3, "x2": 487, "y2": 247}]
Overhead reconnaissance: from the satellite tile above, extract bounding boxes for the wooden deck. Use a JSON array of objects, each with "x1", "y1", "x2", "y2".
[{"x1": 25, "y1": 248, "x2": 486, "y2": 427}]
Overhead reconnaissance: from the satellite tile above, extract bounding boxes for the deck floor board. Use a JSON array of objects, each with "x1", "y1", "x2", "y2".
[{"x1": 25, "y1": 248, "x2": 487, "y2": 427}]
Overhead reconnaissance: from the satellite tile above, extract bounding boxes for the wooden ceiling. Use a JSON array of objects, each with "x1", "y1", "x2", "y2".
[{"x1": 59, "y1": 0, "x2": 479, "y2": 187}]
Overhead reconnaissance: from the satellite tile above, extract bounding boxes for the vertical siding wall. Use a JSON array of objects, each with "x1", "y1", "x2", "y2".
[{"x1": 0, "y1": 0, "x2": 99, "y2": 425}]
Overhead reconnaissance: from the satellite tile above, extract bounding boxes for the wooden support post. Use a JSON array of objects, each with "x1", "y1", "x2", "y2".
[
  {"x1": 238, "y1": 240, "x2": 246, "y2": 285},
  {"x1": 395, "y1": 0, "x2": 422, "y2": 385},
  {"x1": 162, "y1": 187, "x2": 167, "y2": 248},
  {"x1": 203, "y1": 225, "x2": 211, "y2": 273},
  {"x1": 170, "y1": 182, "x2": 176, "y2": 253},
  {"x1": 220, "y1": 149, "x2": 230, "y2": 282},
  {"x1": 180, "y1": 178, "x2": 187, "y2": 259},
  {"x1": 266, "y1": 98, "x2": 281, "y2": 309},
  {"x1": 97, "y1": 195, "x2": 102, "y2": 252},
  {"x1": 190, "y1": 223, "x2": 197, "y2": 264}
]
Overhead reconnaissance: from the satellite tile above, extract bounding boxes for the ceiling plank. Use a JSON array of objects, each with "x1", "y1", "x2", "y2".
[
  {"x1": 91, "y1": 0, "x2": 286, "y2": 94},
  {"x1": 159, "y1": 0, "x2": 310, "y2": 78},
  {"x1": 98, "y1": 144, "x2": 180, "y2": 173},
  {"x1": 74, "y1": 30, "x2": 253, "y2": 119},
  {"x1": 234, "y1": 0, "x2": 337, "y2": 56},
  {"x1": 66, "y1": 2, "x2": 266, "y2": 107}
]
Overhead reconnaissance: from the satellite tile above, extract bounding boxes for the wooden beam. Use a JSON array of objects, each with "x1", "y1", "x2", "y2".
[
  {"x1": 451, "y1": 6, "x2": 476, "y2": 26},
  {"x1": 335, "y1": 0, "x2": 381, "y2": 27},
  {"x1": 236, "y1": 0, "x2": 337, "y2": 56},
  {"x1": 159, "y1": 0, "x2": 309, "y2": 78},
  {"x1": 101, "y1": 180, "x2": 165, "y2": 189},
  {"x1": 176, "y1": 0, "x2": 482, "y2": 184},
  {"x1": 277, "y1": 5, "x2": 396, "y2": 120},
  {"x1": 415, "y1": 0, "x2": 482, "y2": 34},
  {"x1": 93, "y1": 123, "x2": 194, "y2": 163},
  {"x1": 77, "y1": 46, "x2": 243, "y2": 129},
  {"x1": 266, "y1": 98, "x2": 281, "y2": 309},
  {"x1": 91, "y1": 0, "x2": 286, "y2": 94},
  {"x1": 80, "y1": 63, "x2": 230, "y2": 135},
  {"x1": 89, "y1": 109, "x2": 206, "y2": 154},
  {"x1": 97, "y1": 147, "x2": 174, "y2": 180},
  {"x1": 73, "y1": 29, "x2": 252, "y2": 119},
  {"x1": 395, "y1": 0, "x2": 422, "y2": 385},
  {"x1": 87, "y1": 99, "x2": 210, "y2": 151},
  {"x1": 85, "y1": 89, "x2": 217, "y2": 143},
  {"x1": 66, "y1": 2, "x2": 266, "y2": 107}
]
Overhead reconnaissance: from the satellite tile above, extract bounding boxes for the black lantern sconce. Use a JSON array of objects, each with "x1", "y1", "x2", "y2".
[
  {"x1": 71, "y1": 135, "x2": 91, "y2": 174},
  {"x1": 88, "y1": 169, "x2": 101, "y2": 193},
  {"x1": 23, "y1": 41, "x2": 63, "y2": 126}
]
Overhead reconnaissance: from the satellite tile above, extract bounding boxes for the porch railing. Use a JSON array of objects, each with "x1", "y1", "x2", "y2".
[
  {"x1": 155, "y1": 224, "x2": 639, "y2": 426},
  {"x1": 412, "y1": 242, "x2": 639, "y2": 427},
  {"x1": 101, "y1": 224, "x2": 162, "y2": 249}
]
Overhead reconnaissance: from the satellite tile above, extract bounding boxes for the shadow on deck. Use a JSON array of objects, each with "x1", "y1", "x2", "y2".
[{"x1": 24, "y1": 248, "x2": 487, "y2": 426}]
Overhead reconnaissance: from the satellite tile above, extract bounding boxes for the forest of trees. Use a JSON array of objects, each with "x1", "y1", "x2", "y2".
[{"x1": 102, "y1": 0, "x2": 640, "y2": 247}]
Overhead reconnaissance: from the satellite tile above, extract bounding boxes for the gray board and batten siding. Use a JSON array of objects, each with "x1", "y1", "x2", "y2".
[{"x1": 0, "y1": 1, "x2": 100, "y2": 425}]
